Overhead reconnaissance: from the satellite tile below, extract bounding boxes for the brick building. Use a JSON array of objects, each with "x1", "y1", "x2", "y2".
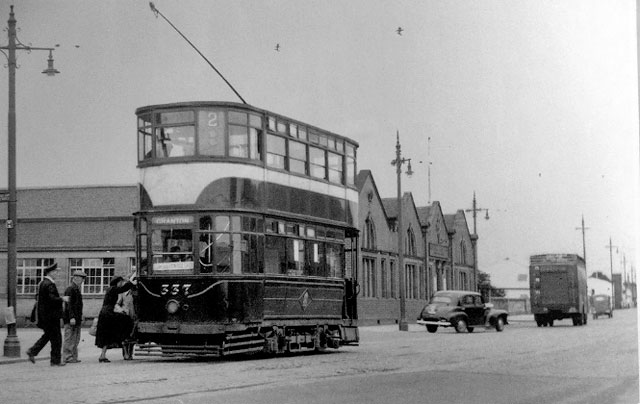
[{"x1": 355, "y1": 170, "x2": 476, "y2": 325}]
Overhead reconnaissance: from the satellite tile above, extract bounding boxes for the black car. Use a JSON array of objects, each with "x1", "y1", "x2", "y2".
[{"x1": 417, "y1": 290, "x2": 509, "y2": 333}]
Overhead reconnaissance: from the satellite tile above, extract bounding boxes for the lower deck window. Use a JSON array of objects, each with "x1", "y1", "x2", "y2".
[{"x1": 151, "y1": 228, "x2": 194, "y2": 273}]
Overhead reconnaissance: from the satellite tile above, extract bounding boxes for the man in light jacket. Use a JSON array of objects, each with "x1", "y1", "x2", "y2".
[{"x1": 63, "y1": 270, "x2": 86, "y2": 363}]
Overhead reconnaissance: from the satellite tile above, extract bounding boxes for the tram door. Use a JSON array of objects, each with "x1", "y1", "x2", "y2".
[{"x1": 344, "y1": 278, "x2": 358, "y2": 320}]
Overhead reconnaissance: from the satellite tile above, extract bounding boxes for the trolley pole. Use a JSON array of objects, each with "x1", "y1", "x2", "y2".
[
  {"x1": 1, "y1": 5, "x2": 59, "y2": 357},
  {"x1": 391, "y1": 132, "x2": 413, "y2": 332}
]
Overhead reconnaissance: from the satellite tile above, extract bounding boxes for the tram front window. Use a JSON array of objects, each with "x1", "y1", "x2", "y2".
[
  {"x1": 151, "y1": 228, "x2": 194, "y2": 273},
  {"x1": 155, "y1": 126, "x2": 195, "y2": 158}
]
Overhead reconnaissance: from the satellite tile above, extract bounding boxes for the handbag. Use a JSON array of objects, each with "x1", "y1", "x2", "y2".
[{"x1": 89, "y1": 317, "x2": 98, "y2": 336}]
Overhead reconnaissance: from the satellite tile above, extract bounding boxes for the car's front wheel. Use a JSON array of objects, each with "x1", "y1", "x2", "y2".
[
  {"x1": 495, "y1": 316, "x2": 505, "y2": 332},
  {"x1": 426, "y1": 325, "x2": 438, "y2": 333},
  {"x1": 454, "y1": 318, "x2": 467, "y2": 333}
]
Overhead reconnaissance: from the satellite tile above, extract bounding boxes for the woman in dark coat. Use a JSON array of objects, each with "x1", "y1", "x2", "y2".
[{"x1": 96, "y1": 276, "x2": 135, "y2": 362}]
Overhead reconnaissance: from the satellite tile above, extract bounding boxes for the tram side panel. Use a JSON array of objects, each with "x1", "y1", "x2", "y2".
[{"x1": 136, "y1": 276, "x2": 347, "y2": 336}]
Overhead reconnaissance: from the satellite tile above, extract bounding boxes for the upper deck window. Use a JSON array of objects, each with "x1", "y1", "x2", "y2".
[
  {"x1": 345, "y1": 143, "x2": 356, "y2": 186},
  {"x1": 288, "y1": 140, "x2": 307, "y2": 175},
  {"x1": 309, "y1": 146, "x2": 326, "y2": 180},
  {"x1": 266, "y1": 134, "x2": 286, "y2": 169},
  {"x1": 228, "y1": 111, "x2": 262, "y2": 160},
  {"x1": 327, "y1": 151, "x2": 343, "y2": 184},
  {"x1": 138, "y1": 105, "x2": 357, "y2": 188},
  {"x1": 155, "y1": 126, "x2": 195, "y2": 158},
  {"x1": 138, "y1": 114, "x2": 153, "y2": 161}
]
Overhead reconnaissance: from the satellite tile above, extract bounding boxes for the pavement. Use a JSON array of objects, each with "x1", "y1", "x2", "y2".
[
  {"x1": 0, "y1": 314, "x2": 536, "y2": 365},
  {"x1": 0, "y1": 326, "x2": 98, "y2": 365}
]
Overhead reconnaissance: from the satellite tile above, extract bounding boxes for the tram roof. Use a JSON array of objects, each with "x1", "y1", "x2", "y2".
[{"x1": 135, "y1": 101, "x2": 359, "y2": 147}]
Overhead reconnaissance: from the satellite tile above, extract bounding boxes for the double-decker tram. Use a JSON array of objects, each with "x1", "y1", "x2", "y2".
[{"x1": 132, "y1": 101, "x2": 359, "y2": 357}]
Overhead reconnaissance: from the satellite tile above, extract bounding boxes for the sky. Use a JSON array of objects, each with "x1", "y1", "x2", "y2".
[{"x1": 0, "y1": 0, "x2": 637, "y2": 287}]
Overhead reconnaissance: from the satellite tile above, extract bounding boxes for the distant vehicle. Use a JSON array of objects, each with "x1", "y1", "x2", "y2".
[
  {"x1": 530, "y1": 254, "x2": 589, "y2": 327},
  {"x1": 416, "y1": 290, "x2": 509, "y2": 333},
  {"x1": 591, "y1": 294, "x2": 613, "y2": 319}
]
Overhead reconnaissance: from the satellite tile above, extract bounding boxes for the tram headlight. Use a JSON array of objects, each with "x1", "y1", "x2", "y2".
[{"x1": 166, "y1": 299, "x2": 180, "y2": 314}]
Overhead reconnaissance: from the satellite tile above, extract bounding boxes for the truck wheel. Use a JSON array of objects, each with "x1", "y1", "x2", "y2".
[
  {"x1": 495, "y1": 317, "x2": 505, "y2": 332},
  {"x1": 548, "y1": 320, "x2": 554, "y2": 327},
  {"x1": 536, "y1": 321, "x2": 543, "y2": 327},
  {"x1": 572, "y1": 317, "x2": 578, "y2": 326},
  {"x1": 454, "y1": 318, "x2": 467, "y2": 333},
  {"x1": 426, "y1": 325, "x2": 438, "y2": 333}
]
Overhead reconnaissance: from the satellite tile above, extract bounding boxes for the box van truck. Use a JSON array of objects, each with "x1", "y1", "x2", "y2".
[{"x1": 529, "y1": 254, "x2": 588, "y2": 327}]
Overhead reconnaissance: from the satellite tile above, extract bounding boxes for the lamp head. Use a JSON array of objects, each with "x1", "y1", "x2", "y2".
[
  {"x1": 42, "y1": 50, "x2": 60, "y2": 76},
  {"x1": 484, "y1": 210, "x2": 490, "y2": 220},
  {"x1": 406, "y1": 159, "x2": 413, "y2": 177}
]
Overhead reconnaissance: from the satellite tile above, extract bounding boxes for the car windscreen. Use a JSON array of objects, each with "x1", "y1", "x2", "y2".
[{"x1": 430, "y1": 296, "x2": 453, "y2": 305}]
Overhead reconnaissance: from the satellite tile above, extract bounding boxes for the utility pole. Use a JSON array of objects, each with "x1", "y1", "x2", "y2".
[
  {"x1": 605, "y1": 237, "x2": 618, "y2": 307},
  {"x1": 575, "y1": 214, "x2": 589, "y2": 265},
  {"x1": 427, "y1": 137, "x2": 432, "y2": 204}
]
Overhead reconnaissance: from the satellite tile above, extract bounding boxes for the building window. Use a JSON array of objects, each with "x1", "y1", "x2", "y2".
[
  {"x1": 362, "y1": 258, "x2": 376, "y2": 298},
  {"x1": 459, "y1": 240, "x2": 467, "y2": 265},
  {"x1": 70, "y1": 258, "x2": 115, "y2": 295},
  {"x1": 17, "y1": 258, "x2": 54, "y2": 295},
  {"x1": 461, "y1": 272, "x2": 468, "y2": 290},
  {"x1": 363, "y1": 216, "x2": 376, "y2": 250},
  {"x1": 419, "y1": 265, "x2": 425, "y2": 299},
  {"x1": 390, "y1": 260, "x2": 397, "y2": 298},
  {"x1": 405, "y1": 264, "x2": 417, "y2": 299},
  {"x1": 381, "y1": 258, "x2": 387, "y2": 298},
  {"x1": 405, "y1": 227, "x2": 416, "y2": 256}
]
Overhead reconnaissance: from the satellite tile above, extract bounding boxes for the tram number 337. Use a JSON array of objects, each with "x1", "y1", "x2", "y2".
[{"x1": 160, "y1": 284, "x2": 191, "y2": 296}]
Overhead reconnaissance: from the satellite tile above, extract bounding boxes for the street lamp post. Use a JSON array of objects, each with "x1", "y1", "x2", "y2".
[
  {"x1": 606, "y1": 237, "x2": 617, "y2": 309},
  {"x1": 391, "y1": 132, "x2": 413, "y2": 332},
  {"x1": 1, "y1": 5, "x2": 59, "y2": 357},
  {"x1": 465, "y1": 192, "x2": 489, "y2": 292}
]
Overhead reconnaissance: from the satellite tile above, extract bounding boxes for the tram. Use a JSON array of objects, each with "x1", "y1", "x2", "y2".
[{"x1": 132, "y1": 101, "x2": 359, "y2": 357}]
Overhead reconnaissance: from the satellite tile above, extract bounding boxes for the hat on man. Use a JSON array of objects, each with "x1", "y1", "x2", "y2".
[
  {"x1": 43, "y1": 263, "x2": 58, "y2": 274},
  {"x1": 72, "y1": 270, "x2": 87, "y2": 278}
]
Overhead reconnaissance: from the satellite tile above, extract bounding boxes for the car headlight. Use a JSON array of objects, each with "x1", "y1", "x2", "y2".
[{"x1": 166, "y1": 299, "x2": 180, "y2": 314}]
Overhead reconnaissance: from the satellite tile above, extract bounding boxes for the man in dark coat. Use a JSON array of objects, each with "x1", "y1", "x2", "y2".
[
  {"x1": 26, "y1": 263, "x2": 69, "y2": 366},
  {"x1": 62, "y1": 269, "x2": 86, "y2": 363}
]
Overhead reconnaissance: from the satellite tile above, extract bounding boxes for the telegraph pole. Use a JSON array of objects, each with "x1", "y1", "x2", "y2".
[
  {"x1": 606, "y1": 237, "x2": 617, "y2": 307},
  {"x1": 575, "y1": 214, "x2": 589, "y2": 265}
]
